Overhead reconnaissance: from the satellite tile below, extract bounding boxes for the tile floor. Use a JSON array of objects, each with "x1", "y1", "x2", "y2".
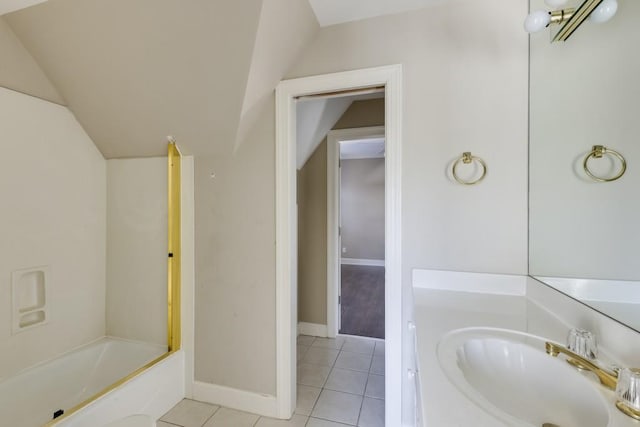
[{"x1": 159, "y1": 335, "x2": 384, "y2": 427}]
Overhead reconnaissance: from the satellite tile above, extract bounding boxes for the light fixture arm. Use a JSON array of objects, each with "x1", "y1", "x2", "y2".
[
  {"x1": 524, "y1": 0, "x2": 619, "y2": 40},
  {"x1": 549, "y1": 8, "x2": 575, "y2": 25}
]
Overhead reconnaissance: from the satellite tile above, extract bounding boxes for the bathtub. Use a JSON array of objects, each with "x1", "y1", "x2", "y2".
[{"x1": 0, "y1": 337, "x2": 180, "y2": 427}]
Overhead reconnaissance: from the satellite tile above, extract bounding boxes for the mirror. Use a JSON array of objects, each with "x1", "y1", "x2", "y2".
[{"x1": 529, "y1": 0, "x2": 640, "y2": 331}]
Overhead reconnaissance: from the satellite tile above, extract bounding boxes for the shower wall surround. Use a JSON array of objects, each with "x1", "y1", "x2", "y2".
[
  {"x1": 106, "y1": 158, "x2": 168, "y2": 346},
  {"x1": 0, "y1": 86, "x2": 107, "y2": 380}
]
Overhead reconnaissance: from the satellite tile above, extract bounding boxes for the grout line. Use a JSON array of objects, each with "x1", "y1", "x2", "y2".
[
  {"x1": 356, "y1": 373, "x2": 371, "y2": 426},
  {"x1": 199, "y1": 404, "x2": 220, "y2": 427},
  {"x1": 308, "y1": 415, "x2": 357, "y2": 426}
]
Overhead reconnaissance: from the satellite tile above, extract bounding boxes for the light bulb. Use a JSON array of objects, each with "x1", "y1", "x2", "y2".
[
  {"x1": 545, "y1": 0, "x2": 568, "y2": 7},
  {"x1": 590, "y1": 0, "x2": 618, "y2": 23},
  {"x1": 524, "y1": 10, "x2": 551, "y2": 33}
]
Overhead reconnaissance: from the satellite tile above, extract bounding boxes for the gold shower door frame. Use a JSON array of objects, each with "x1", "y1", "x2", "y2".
[
  {"x1": 47, "y1": 142, "x2": 182, "y2": 426},
  {"x1": 167, "y1": 141, "x2": 182, "y2": 352}
]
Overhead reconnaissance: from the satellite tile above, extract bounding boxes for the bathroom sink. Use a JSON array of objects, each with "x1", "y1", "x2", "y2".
[{"x1": 437, "y1": 327, "x2": 611, "y2": 427}]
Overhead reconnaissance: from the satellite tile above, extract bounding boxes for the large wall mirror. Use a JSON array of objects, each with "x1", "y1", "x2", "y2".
[{"x1": 529, "y1": 0, "x2": 640, "y2": 330}]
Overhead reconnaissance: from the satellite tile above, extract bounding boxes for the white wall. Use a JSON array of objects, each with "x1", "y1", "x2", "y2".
[
  {"x1": 0, "y1": 87, "x2": 106, "y2": 380},
  {"x1": 106, "y1": 158, "x2": 168, "y2": 346},
  {"x1": 287, "y1": 1, "x2": 528, "y2": 423},
  {"x1": 529, "y1": 0, "x2": 640, "y2": 281}
]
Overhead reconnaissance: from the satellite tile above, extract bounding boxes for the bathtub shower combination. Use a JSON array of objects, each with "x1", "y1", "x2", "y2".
[
  {"x1": 1, "y1": 142, "x2": 183, "y2": 427},
  {"x1": 2, "y1": 338, "x2": 166, "y2": 426}
]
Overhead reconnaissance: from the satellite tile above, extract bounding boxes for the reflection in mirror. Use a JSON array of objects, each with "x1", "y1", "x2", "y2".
[
  {"x1": 529, "y1": 0, "x2": 640, "y2": 331},
  {"x1": 0, "y1": 86, "x2": 177, "y2": 426}
]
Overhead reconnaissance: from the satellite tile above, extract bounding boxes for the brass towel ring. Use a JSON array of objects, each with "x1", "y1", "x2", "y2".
[
  {"x1": 452, "y1": 152, "x2": 487, "y2": 185},
  {"x1": 583, "y1": 145, "x2": 626, "y2": 182}
]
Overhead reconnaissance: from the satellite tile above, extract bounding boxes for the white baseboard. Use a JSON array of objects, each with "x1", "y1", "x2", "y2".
[
  {"x1": 297, "y1": 322, "x2": 328, "y2": 337},
  {"x1": 193, "y1": 381, "x2": 277, "y2": 418},
  {"x1": 341, "y1": 258, "x2": 385, "y2": 267}
]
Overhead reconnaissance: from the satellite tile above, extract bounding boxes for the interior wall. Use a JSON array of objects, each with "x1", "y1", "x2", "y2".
[
  {"x1": 0, "y1": 17, "x2": 63, "y2": 104},
  {"x1": 287, "y1": 1, "x2": 528, "y2": 423},
  {"x1": 298, "y1": 99, "x2": 385, "y2": 326},
  {"x1": 106, "y1": 158, "x2": 168, "y2": 346},
  {"x1": 340, "y1": 158, "x2": 385, "y2": 261},
  {"x1": 0, "y1": 86, "x2": 106, "y2": 380},
  {"x1": 297, "y1": 142, "x2": 328, "y2": 326}
]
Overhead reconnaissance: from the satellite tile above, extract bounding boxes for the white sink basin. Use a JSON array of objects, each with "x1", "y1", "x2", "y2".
[{"x1": 437, "y1": 327, "x2": 611, "y2": 427}]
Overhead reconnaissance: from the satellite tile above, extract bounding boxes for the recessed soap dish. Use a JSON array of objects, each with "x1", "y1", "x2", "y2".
[{"x1": 11, "y1": 266, "x2": 50, "y2": 334}]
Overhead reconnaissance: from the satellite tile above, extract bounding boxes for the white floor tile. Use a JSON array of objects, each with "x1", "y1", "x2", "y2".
[
  {"x1": 306, "y1": 418, "x2": 352, "y2": 427},
  {"x1": 297, "y1": 363, "x2": 331, "y2": 388},
  {"x1": 370, "y1": 356, "x2": 384, "y2": 375},
  {"x1": 374, "y1": 342, "x2": 385, "y2": 357},
  {"x1": 203, "y1": 407, "x2": 259, "y2": 426},
  {"x1": 334, "y1": 351, "x2": 372, "y2": 372},
  {"x1": 311, "y1": 337, "x2": 345, "y2": 350},
  {"x1": 295, "y1": 384, "x2": 322, "y2": 416},
  {"x1": 358, "y1": 397, "x2": 384, "y2": 427},
  {"x1": 311, "y1": 390, "x2": 363, "y2": 425},
  {"x1": 364, "y1": 374, "x2": 384, "y2": 399},
  {"x1": 297, "y1": 344, "x2": 310, "y2": 362},
  {"x1": 325, "y1": 367, "x2": 368, "y2": 395},
  {"x1": 302, "y1": 347, "x2": 340, "y2": 367},
  {"x1": 298, "y1": 335, "x2": 316, "y2": 346},
  {"x1": 160, "y1": 399, "x2": 218, "y2": 427},
  {"x1": 342, "y1": 337, "x2": 375, "y2": 355},
  {"x1": 156, "y1": 422, "x2": 178, "y2": 427},
  {"x1": 255, "y1": 414, "x2": 308, "y2": 426}
]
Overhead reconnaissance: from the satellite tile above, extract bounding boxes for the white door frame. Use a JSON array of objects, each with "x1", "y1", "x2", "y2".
[
  {"x1": 275, "y1": 64, "x2": 403, "y2": 425},
  {"x1": 326, "y1": 126, "x2": 386, "y2": 338}
]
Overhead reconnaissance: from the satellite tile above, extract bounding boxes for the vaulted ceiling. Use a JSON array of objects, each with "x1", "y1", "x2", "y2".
[
  {"x1": 1, "y1": 0, "x2": 441, "y2": 159},
  {"x1": 3, "y1": 0, "x2": 318, "y2": 158}
]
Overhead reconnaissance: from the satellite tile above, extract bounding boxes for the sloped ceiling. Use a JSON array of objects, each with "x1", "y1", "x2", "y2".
[
  {"x1": 235, "y1": 0, "x2": 318, "y2": 150},
  {"x1": 0, "y1": 17, "x2": 63, "y2": 104},
  {"x1": 0, "y1": 0, "x2": 48, "y2": 16},
  {"x1": 5, "y1": 0, "x2": 265, "y2": 158},
  {"x1": 296, "y1": 97, "x2": 352, "y2": 168},
  {"x1": 308, "y1": 0, "x2": 448, "y2": 27}
]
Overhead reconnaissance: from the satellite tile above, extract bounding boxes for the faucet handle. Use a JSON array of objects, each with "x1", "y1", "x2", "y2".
[
  {"x1": 567, "y1": 328, "x2": 598, "y2": 360},
  {"x1": 616, "y1": 368, "x2": 640, "y2": 420}
]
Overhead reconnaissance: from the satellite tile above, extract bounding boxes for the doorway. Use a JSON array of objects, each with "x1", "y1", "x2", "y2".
[
  {"x1": 327, "y1": 126, "x2": 386, "y2": 340},
  {"x1": 275, "y1": 65, "x2": 402, "y2": 425}
]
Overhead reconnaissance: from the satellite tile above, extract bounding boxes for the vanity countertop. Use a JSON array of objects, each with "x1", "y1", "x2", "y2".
[{"x1": 413, "y1": 286, "x2": 638, "y2": 427}]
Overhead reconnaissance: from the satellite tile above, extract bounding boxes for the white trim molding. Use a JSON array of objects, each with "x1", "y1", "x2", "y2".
[
  {"x1": 193, "y1": 381, "x2": 277, "y2": 418},
  {"x1": 341, "y1": 258, "x2": 385, "y2": 267},
  {"x1": 181, "y1": 156, "x2": 196, "y2": 399},
  {"x1": 276, "y1": 64, "x2": 403, "y2": 424},
  {"x1": 297, "y1": 322, "x2": 328, "y2": 337},
  {"x1": 327, "y1": 126, "x2": 385, "y2": 339}
]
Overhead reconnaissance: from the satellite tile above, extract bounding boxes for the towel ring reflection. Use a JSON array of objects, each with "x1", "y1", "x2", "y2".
[
  {"x1": 583, "y1": 145, "x2": 626, "y2": 182},
  {"x1": 452, "y1": 152, "x2": 487, "y2": 185}
]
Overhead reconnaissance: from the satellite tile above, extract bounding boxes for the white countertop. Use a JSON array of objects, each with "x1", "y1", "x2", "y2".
[{"x1": 413, "y1": 286, "x2": 639, "y2": 427}]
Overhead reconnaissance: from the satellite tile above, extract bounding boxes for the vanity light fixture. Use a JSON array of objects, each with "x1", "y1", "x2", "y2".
[
  {"x1": 589, "y1": 0, "x2": 618, "y2": 23},
  {"x1": 524, "y1": 0, "x2": 618, "y2": 41}
]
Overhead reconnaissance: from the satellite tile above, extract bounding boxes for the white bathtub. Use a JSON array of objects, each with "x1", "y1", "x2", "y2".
[{"x1": 0, "y1": 337, "x2": 169, "y2": 427}]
